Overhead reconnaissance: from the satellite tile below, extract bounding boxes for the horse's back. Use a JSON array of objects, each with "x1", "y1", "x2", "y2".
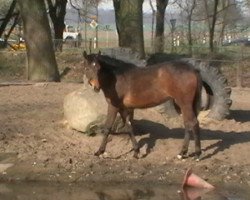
[
  {"x1": 134, "y1": 61, "x2": 199, "y2": 89},
  {"x1": 150, "y1": 61, "x2": 197, "y2": 74},
  {"x1": 156, "y1": 61, "x2": 201, "y2": 106}
]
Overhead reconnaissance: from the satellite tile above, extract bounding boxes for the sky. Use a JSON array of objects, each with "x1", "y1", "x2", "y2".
[
  {"x1": 99, "y1": 0, "x2": 156, "y2": 12},
  {"x1": 67, "y1": 0, "x2": 178, "y2": 14}
]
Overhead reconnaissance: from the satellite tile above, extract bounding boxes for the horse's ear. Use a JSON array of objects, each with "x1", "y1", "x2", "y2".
[{"x1": 83, "y1": 51, "x2": 88, "y2": 59}]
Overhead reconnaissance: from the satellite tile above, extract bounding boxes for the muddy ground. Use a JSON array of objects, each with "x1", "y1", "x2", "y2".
[{"x1": 0, "y1": 82, "x2": 249, "y2": 187}]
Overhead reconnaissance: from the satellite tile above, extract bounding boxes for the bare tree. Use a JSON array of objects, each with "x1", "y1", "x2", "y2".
[
  {"x1": 0, "y1": 0, "x2": 13, "y2": 17},
  {"x1": 149, "y1": 0, "x2": 156, "y2": 50},
  {"x1": 203, "y1": 0, "x2": 219, "y2": 53},
  {"x1": 46, "y1": 0, "x2": 67, "y2": 52},
  {"x1": 176, "y1": 0, "x2": 197, "y2": 56},
  {"x1": 17, "y1": 0, "x2": 60, "y2": 81},
  {"x1": 217, "y1": 0, "x2": 241, "y2": 44},
  {"x1": 69, "y1": 0, "x2": 100, "y2": 51},
  {"x1": 0, "y1": 0, "x2": 17, "y2": 38},
  {"x1": 154, "y1": 0, "x2": 169, "y2": 53},
  {"x1": 199, "y1": 0, "x2": 240, "y2": 52}
]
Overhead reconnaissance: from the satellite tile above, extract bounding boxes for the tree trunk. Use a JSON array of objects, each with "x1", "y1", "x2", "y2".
[
  {"x1": 187, "y1": 15, "x2": 193, "y2": 56},
  {"x1": 113, "y1": 0, "x2": 145, "y2": 58},
  {"x1": 186, "y1": 0, "x2": 197, "y2": 56},
  {"x1": 149, "y1": 0, "x2": 156, "y2": 51},
  {"x1": 154, "y1": 0, "x2": 169, "y2": 53},
  {"x1": 219, "y1": 0, "x2": 228, "y2": 45},
  {"x1": 47, "y1": 0, "x2": 67, "y2": 52},
  {"x1": 17, "y1": 0, "x2": 60, "y2": 81},
  {"x1": 205, "y1": 0, "x2": 219, "y2": 53}
]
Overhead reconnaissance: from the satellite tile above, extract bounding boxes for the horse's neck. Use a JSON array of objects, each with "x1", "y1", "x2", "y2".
[
  {"x1": 98, "y1": 56, "x2": 136, "y2": 72},
  {"x1": 98, "y1": 66, "x2": 115, "y2": 86}
]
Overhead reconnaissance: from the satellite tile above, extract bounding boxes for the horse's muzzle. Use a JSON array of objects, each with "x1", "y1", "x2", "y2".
[{"x1": 88, "y1": 79, "x2": 100, "y2": 92}]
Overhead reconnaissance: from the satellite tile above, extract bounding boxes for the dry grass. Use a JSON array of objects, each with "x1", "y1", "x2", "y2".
[{"x1": 0, "y1": 48, "x2": 249, "y2": 87}]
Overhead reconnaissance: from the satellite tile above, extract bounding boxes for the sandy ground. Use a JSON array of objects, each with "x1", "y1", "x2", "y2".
[{"x1": 0, "y1": 82, "x2": 249, "y2": 187}]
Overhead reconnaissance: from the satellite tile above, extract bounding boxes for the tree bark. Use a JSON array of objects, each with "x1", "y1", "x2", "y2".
[
  {"x1": 113, "y1": 0, "x2": 145, "y2": 58},
  {"x1": 17, "y1": 0, "x2": 60, "y2": 81},
  {"x1": 154, "y1": 0, "x2": 169, "y2": 53}
]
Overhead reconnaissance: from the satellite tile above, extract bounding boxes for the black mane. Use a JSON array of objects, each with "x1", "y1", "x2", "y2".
[{"x1": 97, "y1": 54, "x2": 137, "y2": 74}]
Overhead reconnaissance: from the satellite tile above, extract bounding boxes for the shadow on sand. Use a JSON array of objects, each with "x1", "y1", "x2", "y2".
[
  {"x1": 133, "y1": 110, "x2": 250, "y2": 160},
  {"x1": 230, "y1": 110, "x2": 250, "y2": 123}
]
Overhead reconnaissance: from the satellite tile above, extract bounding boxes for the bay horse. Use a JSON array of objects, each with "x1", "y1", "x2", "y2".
[{"x1": 83, "y1": 51, "x2": 202, "y2": 161}]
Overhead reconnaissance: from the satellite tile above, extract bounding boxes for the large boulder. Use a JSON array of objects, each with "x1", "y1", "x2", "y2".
[{"x1": 63, "y1": 85, "x2": 108, "y2": 134}]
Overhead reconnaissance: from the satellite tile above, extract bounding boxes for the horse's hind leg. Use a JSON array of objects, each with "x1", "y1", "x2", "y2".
[
  {"x1": 120, "y1": 109, "x2": 140, "y2": 158},
  {"x1": 192, "y1": 121, "x2": 201, "y2": 160},
  {"x1": 95, "y1": 105, "x2": 118, "y2": 156},
  {"x1": 128, "y1": 110, "x2": 140, "y2": 158},
  {"x1": 179, "y1": 105, "x2": 201, "y2": 160}
]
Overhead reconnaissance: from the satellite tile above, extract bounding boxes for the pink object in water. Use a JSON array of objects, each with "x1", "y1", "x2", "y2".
[{"x1": 182, "y1": 168, "x2": 215, "y2": 189}]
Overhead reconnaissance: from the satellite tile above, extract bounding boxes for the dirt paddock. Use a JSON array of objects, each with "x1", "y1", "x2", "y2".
[{"x1": 0, "y1": 82, "x2": 249, "y2": 186}]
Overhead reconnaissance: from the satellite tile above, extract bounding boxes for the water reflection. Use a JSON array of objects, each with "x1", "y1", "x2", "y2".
[
  {"x1": 180, "y1": 187, "x2": 205, "y2": 200},
  {"x1": 0, "y1": 182, "x2": 248, "y2": 200}
]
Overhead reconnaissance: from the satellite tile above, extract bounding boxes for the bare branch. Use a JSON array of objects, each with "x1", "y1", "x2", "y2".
[{"x1": 0, "y1": 0, "x2": 17, "y2": 37}]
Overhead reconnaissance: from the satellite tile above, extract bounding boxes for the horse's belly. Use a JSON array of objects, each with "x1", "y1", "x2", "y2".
[{"x1": 123, "y1": 94, "x2": 171, "y2": 108}]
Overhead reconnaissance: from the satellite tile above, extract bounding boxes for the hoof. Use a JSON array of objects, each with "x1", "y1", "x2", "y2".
[
  {"x1": 94, "y1": 150, "x2": 104, "y2": 157},
  {"x1": 177, "y1": 154, "x2": 188, "y2": 160},
  {"x1": 178, "y1": 153, "x2": 200, "y2": 161},
  {"x1": 94, "y1": 152, "x2": 100, "y2": 157},
  {"x1": 193, "y1": 156, "x2": 201, "y2": 162},
  {"x1": 133, "y1": 154, "x2": 139, "y2": 159},
  {"x1": 194, "y1": 151, "x2": 202, "y2": 162},
  {"x1": 133, "y1": 149, "x2": 140, "y2": 159}
]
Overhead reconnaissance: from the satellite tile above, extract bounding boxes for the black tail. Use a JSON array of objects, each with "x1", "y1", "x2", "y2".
[{"x1": 194, "y1": 70, "x2": 202, "y2": 117}]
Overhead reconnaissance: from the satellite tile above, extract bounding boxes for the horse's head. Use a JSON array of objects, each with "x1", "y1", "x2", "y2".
[{"x1": 83, "y1": 51, "x2": 101, "y2": 92}]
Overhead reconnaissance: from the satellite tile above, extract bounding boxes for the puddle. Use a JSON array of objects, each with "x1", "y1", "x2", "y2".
[{"x1": 0, "y1": 181, "x2": 249, "y2": 200}]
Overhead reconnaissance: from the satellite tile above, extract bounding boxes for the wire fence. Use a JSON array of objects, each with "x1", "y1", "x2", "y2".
[
  {"x1": 0, "y1": 38, "x2": 249, "y2": 87},
  {"x1": 59, "y1": 37, "x2": 250, "y2": 58}
]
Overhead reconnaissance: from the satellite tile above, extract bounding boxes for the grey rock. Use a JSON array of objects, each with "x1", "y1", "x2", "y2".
[{"x1": 63, "y1": 85, "x2": 107, "y2": 134}]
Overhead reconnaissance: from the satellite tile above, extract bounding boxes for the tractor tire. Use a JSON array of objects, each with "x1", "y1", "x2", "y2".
[
  {"x1": 161, "y1": 59, "x2": 232, "y2": 120},
  {"x1": 188, "y1": 59, "x2": 232, "y2": 120}
]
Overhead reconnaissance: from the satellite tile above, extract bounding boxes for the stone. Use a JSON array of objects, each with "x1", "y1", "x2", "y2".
[{"x1": 63, "y1": 85, "x2": 108, "y2": 134}]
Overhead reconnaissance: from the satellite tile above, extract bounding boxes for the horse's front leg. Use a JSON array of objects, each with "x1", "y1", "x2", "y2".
[
  {"x1": 119, "y1": 109, "x2": 140, "y2": 158},
  {"x1": 94, "y1": 104, "x2": 118, "y2": 156}
]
